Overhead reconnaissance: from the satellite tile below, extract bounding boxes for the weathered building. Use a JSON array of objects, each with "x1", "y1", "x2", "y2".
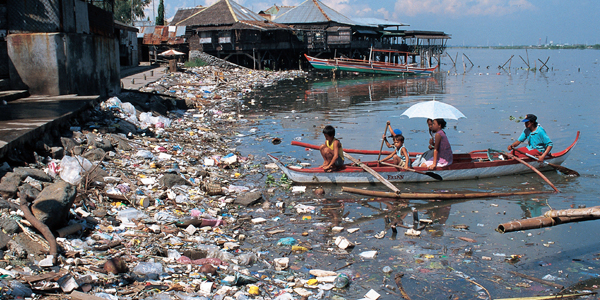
[
  {"x1": 153, "y1": 0, "x2": 450, "y2": 70},
  {"x1": 137, "y1": 25, "x2": 187, "y2": 63},
  {"x1": 273, "y1": 0, "x2": 449, "y2": 66},
  {"x1": 115, "y1": 20, "x2": 139, "y2": 67},
  {"x1": 171, "y1": 0, "x2": 301, "y2": 70},
  {"x1": 2, "y1": 0, "x2": 120, "y2": 96}
]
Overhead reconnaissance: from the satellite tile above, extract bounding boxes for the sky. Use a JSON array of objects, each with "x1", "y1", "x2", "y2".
[{"x1": 143, "y1": 0, "x2": 600, "y2": 46}]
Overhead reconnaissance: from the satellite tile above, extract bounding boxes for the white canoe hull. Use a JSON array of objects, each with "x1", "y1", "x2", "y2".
[{"x1": 268, "y1": 153, "x2": 570, "y2": 184}]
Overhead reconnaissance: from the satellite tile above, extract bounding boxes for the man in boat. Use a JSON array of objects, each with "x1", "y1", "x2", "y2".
[
  {"x1": 320, "y1": 125, "x2": 345, "y2": 172},
  {"x1": 508, "y1": 114, "x2": 553, "y2": 162}
]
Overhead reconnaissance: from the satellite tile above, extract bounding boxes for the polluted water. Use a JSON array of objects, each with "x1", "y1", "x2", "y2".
[{"x1": 0, "y1": 49, "x2": 599, "y2": 299}]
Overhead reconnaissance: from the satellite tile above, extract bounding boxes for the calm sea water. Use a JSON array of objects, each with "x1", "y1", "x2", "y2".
[{"x1": 239, "y1": 49, "x2": 600, "y2": 298}]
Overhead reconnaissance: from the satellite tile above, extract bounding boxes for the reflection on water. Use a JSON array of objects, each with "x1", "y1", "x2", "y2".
[
  {"x1": 240, "y1": 49, "x2": 600, "y2": 299},
  {"x1": 246, "y1": 74, "x2": 445, "y2": 113}
]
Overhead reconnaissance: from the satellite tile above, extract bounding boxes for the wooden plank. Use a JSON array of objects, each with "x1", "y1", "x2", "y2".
[
  {"x1": 344, "y1": 153, "x2": 400, "y2": 193},
  {"x1": 22, "y1": 269, "x2": 68, "y2": 283}
]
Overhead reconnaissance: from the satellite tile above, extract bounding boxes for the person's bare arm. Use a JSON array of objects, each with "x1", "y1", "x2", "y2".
[
  {"x1": 401, "y1": 147, "x2": 410, "y2": 168},
  {"x1": 508, "y1": 140, "x2": 521, "y2": 151},
  {"x1": 538, "y1": 145, "x2": 552, "y2": 162},
  {"x1": 380, "y1": 152, "x2": 394, "y2": 162}
]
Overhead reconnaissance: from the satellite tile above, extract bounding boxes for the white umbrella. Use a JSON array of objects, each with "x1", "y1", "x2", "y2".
[
  {"x1": 159, "y1": 49, "x2": 185, "y2": 56},
  {"x1": 401, "y1": 100, "x2": 466, "y2": 120}
]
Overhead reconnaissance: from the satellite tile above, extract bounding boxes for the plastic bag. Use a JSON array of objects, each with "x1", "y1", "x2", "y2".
[
  {"x1": 168, "y1": 249, "x2": 181, "y2": 260},
  {"x1": 60, "y1": 155, "x2": 93, "y2": 185},
  {"x1": 95, "y1": 293, "x2": 119, "y2": 300},
  {"x1": 135, "y1": 150, "x2": 154, "y2": 159},
  {"x1": 206, "y1": 248, "x2": 234, "y2": 262},
  {"x1": 120, "y1": 102, "x2": 136, "y2": 117},
  {"x1": 273, "y1": 294, "x2": 294, "y2": 300},
  {"x1": 117, "y1": 208, "x2": 148, "y2": 222},
  {"x1": 277, "y1": 237, "x2": 298, "y2": 246},
  {"x1": 101, "y1": 96, "x2": 122, "y2": 110},
  {"x1": 9, "y1": 281, "x2": 33, "y2": 297},
  {"x1": 236, "y1": 252, "x2": 257, "y2": 266},
  {"x1": 154, "y1": 211, "x2": 178, "y2": 224},
  {"x1": 133, "y1": 261, "x2": 163, "y2": 276},
  {"x1": 139, "y1": 112, "x2": 172, "y2": 129},
  {"x1": 174, "y1": 293, "x2": 210, "y2": 300}
]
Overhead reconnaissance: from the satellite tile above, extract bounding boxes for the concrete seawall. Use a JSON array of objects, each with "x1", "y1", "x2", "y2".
[{"x1": 0, "y1": 95, "x2": 101, "y2": 162}]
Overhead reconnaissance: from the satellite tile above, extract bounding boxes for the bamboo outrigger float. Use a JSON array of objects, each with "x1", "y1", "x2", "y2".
[{"x1": 497, "y1": 206, "x2": 600, "y2": 233}]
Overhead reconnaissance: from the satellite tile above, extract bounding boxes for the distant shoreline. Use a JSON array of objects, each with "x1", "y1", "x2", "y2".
[{"x1": 448, "y1": 44, "x2": 600, "y2": 50}]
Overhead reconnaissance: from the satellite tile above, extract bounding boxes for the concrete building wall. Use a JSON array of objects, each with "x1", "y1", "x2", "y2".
[
  {"x1": 7, "y1": 32, "x2": 119, "y2": 96},
  {"x1": 7, "y1": 33, "x2": 65, "y2": 95}
]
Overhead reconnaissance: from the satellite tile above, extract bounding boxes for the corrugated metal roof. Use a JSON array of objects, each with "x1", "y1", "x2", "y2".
[
  {"x1": 139, "y1": 25, "x2": 187, "y2": 45},
  {"x1": 176, "y1": 0, "x2": 265, "y2": 26},
  {"x1": 229, "y1": 1, "x2": 265, "y2": 22},
  {"x1": 114, "y1": 20, "x2": 138, "y2": 32},
  {"x1": 353, "y1": 17, "x2": 407, "y2": 27},
  {"x1": 261, "y1": 5, "x2": 295, "y2": 16},
  {"x1": 274, "y1": 0, "x2": 357, "y2": 26}
]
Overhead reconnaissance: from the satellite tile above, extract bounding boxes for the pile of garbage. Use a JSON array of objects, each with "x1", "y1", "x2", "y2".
[
  {"x1": 138, "y1": 66, "x2": 306, "y2": 109},
  {"x1": 0, "y1": 66, "x2": 394, "y2": 300}
]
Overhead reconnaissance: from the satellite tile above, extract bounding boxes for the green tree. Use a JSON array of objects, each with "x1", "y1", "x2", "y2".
[
  {"x1": 114, "y1": 0, "x2": 151, "y2": 24},
  {"x1": 156, "y1": 0, "x2": 165, "y2": 25}
]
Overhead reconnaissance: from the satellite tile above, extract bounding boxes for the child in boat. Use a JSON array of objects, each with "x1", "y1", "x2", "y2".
[
  {"x1": 382, "y1": 124, "x2": 403, "y2": 149},
  {"x1": 411, "y1": 118, "x2": 435, "y2": 167},
  {"x1": 380, "y1": 134, "x2": 410, "y2": 168},
  {"x1": 320, "y1": 125, "x2": 345, "y2": 172},
  {"x1": 507, "y1": 114, "x2": 553, "y2": 162},
  {"x1": 421, "y1": 118, "x2": 453, "y2": 170}
]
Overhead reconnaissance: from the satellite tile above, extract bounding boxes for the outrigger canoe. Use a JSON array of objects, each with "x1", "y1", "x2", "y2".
[
  {"x1": 268, "y1": 132, "x2": 579, "y2": 184},
  {"x1": 305, "y1": 51, "x2": 437, "y2": 75}
]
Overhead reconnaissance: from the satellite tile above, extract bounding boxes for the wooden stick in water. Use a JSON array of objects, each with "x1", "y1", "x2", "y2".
[
  {"x1": 503, "y1": 151, "x2": 560, "y2": 193},
  {"x1": 345, "y1": 153, "x2": 401, "y2": 194}
]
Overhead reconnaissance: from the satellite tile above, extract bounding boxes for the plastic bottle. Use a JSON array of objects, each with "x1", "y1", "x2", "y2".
[
  {"x1": 333, "y1": 273, "x2": 350, "y2": 288},
  {"x1": 412, "y1": 207, "x2": 419, "y2": 228}
]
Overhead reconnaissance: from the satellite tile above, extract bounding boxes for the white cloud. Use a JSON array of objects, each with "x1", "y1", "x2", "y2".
[
  {"x1": 355, "y1": 7, "x2": 372, "y2": 17},
  {"x1": 321, "y1": 0, "x2": 353, "y2": 16},
  {"x1": 394, "y1": 0, "x2": 535, "y2": 17},
  {"x1": 376, "y1": 8, "x2": 390, "y2": 20}
]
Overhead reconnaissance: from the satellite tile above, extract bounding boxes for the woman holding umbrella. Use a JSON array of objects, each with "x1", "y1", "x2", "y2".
[
  {"x1": 401, "y1": 99, "x2": 464, "y2": 169},
  {"x1": 421, "y1": 118, "x2": 453, "y2": 169}
]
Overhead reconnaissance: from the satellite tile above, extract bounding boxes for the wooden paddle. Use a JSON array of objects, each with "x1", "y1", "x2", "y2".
[
  {"x1": 502, "y1": 151, "x2": 560, "y2": 193},
  {"x1": 344, "y1": 153, "x2": 401, "y2": 194},
  {"x1": 378, "y1": 161, "x2": 443, "y2": 181},
  {"x1": 377, "y1": 121, "x2": 391, "y2": 162},
  {"x1": 513, "y1": 148, "x2": 579, "y2": 176}
]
